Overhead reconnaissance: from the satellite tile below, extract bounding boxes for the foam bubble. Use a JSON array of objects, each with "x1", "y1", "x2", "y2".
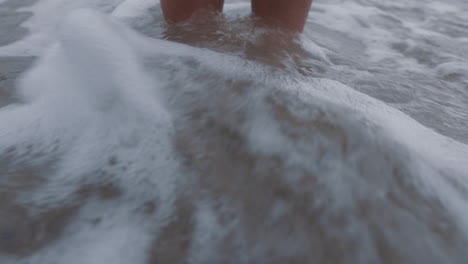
[
  {"x1": 0, "y1": 0, "x2": 124, "y2": 56},
  {"x1": 0, "y1": 9, "x2": 181, "y2": 263},
  {"x1": 1, "y1": 1, "x2": 468, "y2": 263}
]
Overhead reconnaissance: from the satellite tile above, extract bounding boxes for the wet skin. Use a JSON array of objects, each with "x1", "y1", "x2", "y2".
[{"x1": 160, "y1": 0, "x2": 313, "y2": 32}]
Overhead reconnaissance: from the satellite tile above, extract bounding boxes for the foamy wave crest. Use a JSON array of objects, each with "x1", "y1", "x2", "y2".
[
  {"x1": 1, "y1": 6, "x2": 468, "y2": 264},
  {"x1": 157, "y1": 55, "x2": 468, "y2": 263},
  {"x1": 0, "y1": 9, "x2": 181, "y2": 264}
]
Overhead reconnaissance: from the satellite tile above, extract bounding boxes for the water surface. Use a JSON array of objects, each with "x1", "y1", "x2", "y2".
[{"x1": 0, "y1": 0, "x2": 467, "y2": 263}]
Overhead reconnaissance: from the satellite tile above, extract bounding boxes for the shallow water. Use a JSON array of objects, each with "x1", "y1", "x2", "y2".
[{"x1": 0, "y1": 0, "x2": 467, "y2": 263}]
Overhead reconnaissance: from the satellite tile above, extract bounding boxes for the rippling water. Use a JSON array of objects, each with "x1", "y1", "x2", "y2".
[{"x1": 0, "y1": 0, "x2": 467, "y2": 263}]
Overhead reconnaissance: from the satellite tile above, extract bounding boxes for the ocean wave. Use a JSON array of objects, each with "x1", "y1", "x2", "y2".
[{"x1": 0, "y1": 1, "x2": 467, "y2": 263}]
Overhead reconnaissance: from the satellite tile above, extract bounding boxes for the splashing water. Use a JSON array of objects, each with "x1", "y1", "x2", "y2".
[{"x1": 0, "y1": 0, "x2": 467, "y2": 263}]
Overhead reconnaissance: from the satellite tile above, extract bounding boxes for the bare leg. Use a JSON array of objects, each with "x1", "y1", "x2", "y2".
[
  {"x1": 160, "y1": 0, "x2": 224, "y2": 23},
  {"x1": 251, "y1": 0, "x2": 313, "y2": 32}
]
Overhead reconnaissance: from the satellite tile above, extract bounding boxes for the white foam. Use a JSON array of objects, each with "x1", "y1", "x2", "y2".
[
  {"x1": 428, "y1": 2, "x2": 459, "y2": 13},
  {"x1": 0, "y1": 0, "x2": 124, "y2": 56},
  {"x1": 0, "y1": 9, "x2": 180, "y2": 263},
  {"x1": 436, "y1": 61, "x2": 468, "y2": 79},
  {"x1": 299, "y1": 78, "x2": 468, "y2": 230},
  {"x1": 1, "y1": 1, "x2": 468, "y2": 263}
]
